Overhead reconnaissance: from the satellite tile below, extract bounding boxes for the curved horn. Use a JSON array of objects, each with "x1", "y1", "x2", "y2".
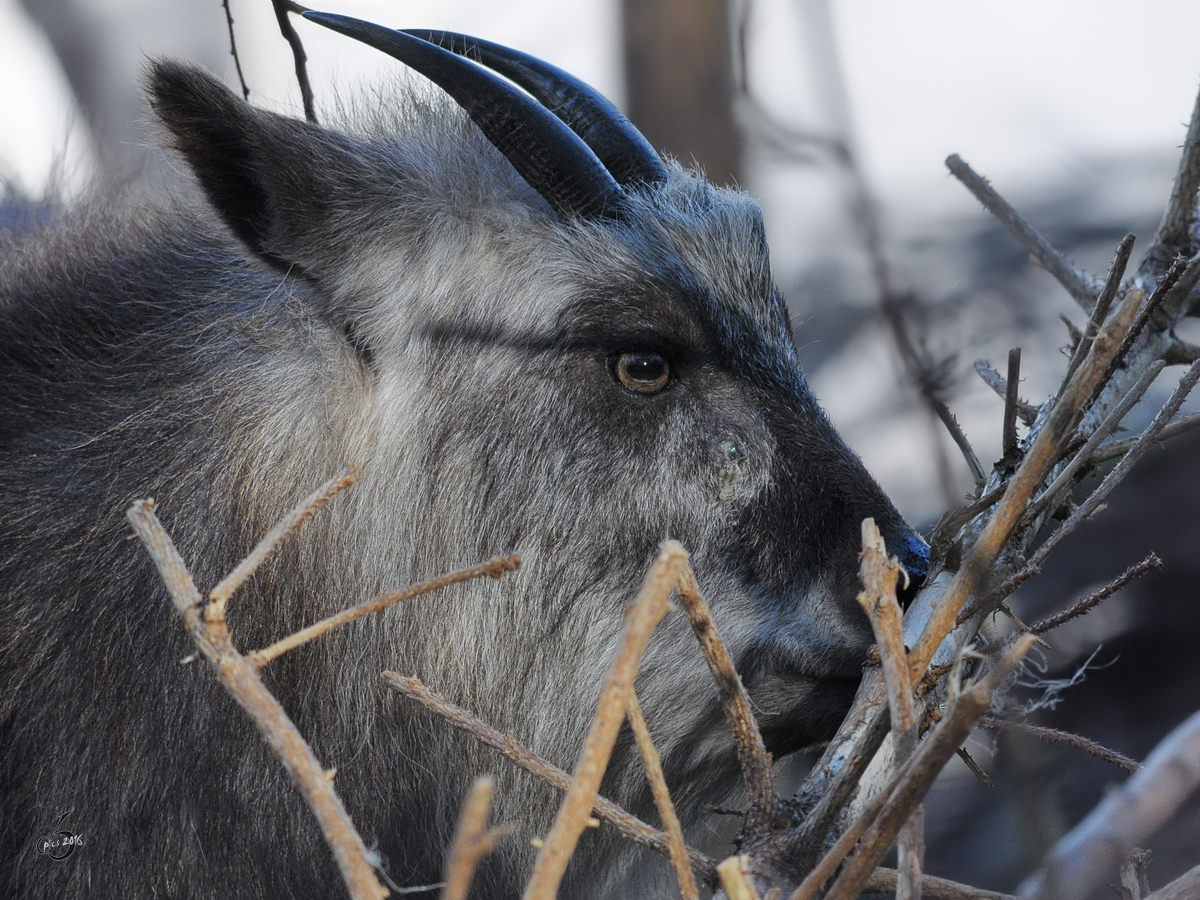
[
  {"x1": 302, "y1": 12, "x2": 626, "y2": 220},
  {"x1": 404, "y1": 30, "x2": 668, "y2": 190}
]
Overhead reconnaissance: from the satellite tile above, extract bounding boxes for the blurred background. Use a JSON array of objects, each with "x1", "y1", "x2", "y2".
[{"x1": 2, "y1": 0, "x2": 1198, "y2": 893}]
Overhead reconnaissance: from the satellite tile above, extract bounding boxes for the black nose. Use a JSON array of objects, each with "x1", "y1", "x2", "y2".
[{"x1": 895, "y1": 532, "x2": 930, "y2": 609}]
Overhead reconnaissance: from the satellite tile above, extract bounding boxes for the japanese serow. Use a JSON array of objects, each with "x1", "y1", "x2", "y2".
[{"x1": 0, "y1": 14, "x2": 927, "y2": 899}]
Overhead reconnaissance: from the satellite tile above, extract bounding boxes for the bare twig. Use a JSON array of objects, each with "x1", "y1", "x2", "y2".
[
  {"x1": 627, "y1": 690, "x2": 699, "y2": 900},
  {"x1": 1154, "y1": 75, "x2": 1200, "y2": 251},
  {"x1": 1002, "y1": 349, "x2": 1023, "y2": 464},
  {"x1": 956, "y1": 747, "x2": 995, "y2": 788},
  {"x1": 718, "y1": 855, "x2": 761, "y2": 900},
  {"x1": 1029, "y1": 553, "x2": 1162, "y2": 636},
  {"x1": 974, "y1": 359, "x2": 1039, "y2": 426},
  {"x1": 210, "y1": 465, "x2": 358, "y2": 614},
  {"x1": 441, "y1": 777, "x2": 511, "y2": 900},
  {"x1": 1019, "y1": 709, "x2": 1200, "y2": 900},
  {"x1": 522, "y1": 543, "x2": 685, "y2": 900},
  {"x1": 273, "y1": 0, "x2": 317, "y2": 123},
  {"x1": 1031, "y1": 360, "x2": 1200, "y2": 569},
  {"x1": 247, "y1": 555, "x2": 519, "y2": 668},
  {"x1": 946, "y1": 154, "x2": 1098, "y2": 310},
  {"x1": 865, "y1": 868, "x2": 1015, "y2": 900},
  {"x1": 822, "y1": 635, "x2": 1038, "y2": 900},
  {"x1": 1092, "y1": 410, "x2": 1200, "y2": 463},
  {"x1": 677, "y1": 566, "x2": 784, "y2": 829},
  {"x1": 907, "y1": 282, "x2": 1146, "y2": 686},
  {"x1": 382, "y1": 673, "x2": 718, "y2": 886},
  {"x1": 856, "y1": 519, "x2": 923, "y2": 900},
  {"x1": 1062, "y1": 234, "x2": 1136, "y2": 388},
  {"x1": 127, "y1": 500, "x2": 387, "y2": 900},
  {"x1": 979, "y1": 717, "x2": 1139, "y2": 774},
  {"x1": 1025, "y1": 361, "x2": 1165, "y2": 523},
  {"x1": 221, "y1": 0, "x2": 250, "y2": 101}
]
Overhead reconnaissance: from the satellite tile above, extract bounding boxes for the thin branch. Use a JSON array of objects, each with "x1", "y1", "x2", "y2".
[
  {"x1": 522, "y1": 543, "x2": 686, "y2": 900},
  {"x1": 979, "y1": 717, "x2": 1140, "y2": 774},
  {"x1": 973, "y1": 360, "x2": 1039, "y2": 426},
  {"x1": 126, "y1": 500, "x2": 387, "y2": 900},
  {"x1": 222, "y1": 0, "x2": 250, "y2": 101},
  {"x1": 1031, "y1": 360, "x2": 1200, "y2": 569},
  {"x1": 946, "y1": 154, "x2": 1098, "y2": 310},
  {"x1": 907, "y1": 282, "x2": 1147, "y2": 686},
  {"x1": 1025, "y1": 361, "x2": 1165, "y2": 523},
  {"x1": 822, "y1": 636, "x2": 1037, "y2": 900},
  {"x1": 1154, "y1": 76, "x2": 1200, "y2": 250},
  {"x1": 956, "y1": 747, "x2": 994, "y2": 788},
  {"x1": 1092, "y1": 410, "x2": 1200, "y2": 463},
  {"x1": 856, "y1": 519, "x2": 923, "y2": 900},
  {"x1": 247, "y1": 555, "x2": 520, "y2": 668},
  {"x1": 1002, "y1": 348, "x2": 1023, "y2": 464},
  {"x1": 1062, "y1": 233, "x2": 1136, "y2": 388},
  {"x1": 1029, "y1": 553, "x2": 1162, "y2": 636},
  {"x1": 864, "y1": 868, "x2": 1015, "y2": 900},
  {"x1": 209, "y1": 465, "x2": 357, "y2": 614},
  {"x1": 441, "y1": 777, "x2": 511, "y2": 900},
  {"x1": 626, "y1": 690, "x2": 699, "y2": 900},
  {"x1": 272, "y1": 0, "x2": 317, "y2": 123},
  {"x1": 676, "y1": 566, "x2": 784, "y2": 829},
  {"x1": 382, "y1": 673, "x2": 718, "y2": 887},
  {"x1": 1019, "y1": 709, "x2": 1200, "y2": 900}
]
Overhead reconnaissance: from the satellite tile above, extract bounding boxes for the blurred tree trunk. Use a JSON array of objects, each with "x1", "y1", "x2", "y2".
[{"x1": 622, "y1": 0, "x2": 741, "y2": 186}]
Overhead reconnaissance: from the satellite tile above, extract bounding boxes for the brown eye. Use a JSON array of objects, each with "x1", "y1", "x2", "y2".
[{"x1": 613, "y1": 352, "x2": 671, "y2": 393}]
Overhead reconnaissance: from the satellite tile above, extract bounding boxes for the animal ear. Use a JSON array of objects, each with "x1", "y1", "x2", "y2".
[{"x1": 148, "y1": 60, "x2": 349, "y2": 272}]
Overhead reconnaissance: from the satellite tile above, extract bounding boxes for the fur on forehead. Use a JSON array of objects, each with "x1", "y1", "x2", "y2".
[{"x1": 322, "y1": 77, "x2": 783, "y2": 345}]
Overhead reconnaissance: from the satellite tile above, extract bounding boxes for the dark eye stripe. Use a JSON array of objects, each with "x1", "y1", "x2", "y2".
[{"x1": 614, "y1": 352, "x2": 670, "y2": 393}]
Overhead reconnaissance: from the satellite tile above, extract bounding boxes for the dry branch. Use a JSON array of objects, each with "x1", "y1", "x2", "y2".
[
  {"x1": 946, "y1": 154, "x2": 1098, "y2": 310},
  {"x1": 822, "y1": 635, "x2": 1037, "y2": 900},
  {"x1": 677, "y1": 566, "x2": 784, "y2": 830},
  {"x1": 1019, "y1": 710, "x2": 1200, "y2": 900},
  {"x1": 718, "y1": 855, "x2": 761, "y2": 900},
  {"x1": 248, "y1": 555, "x2": 519, "y2": 668},
  {"x1": 864, "y1": 868, "x2": 1015, "y2": 900},
  {"x1": 1092, "y1": 411, "x2": 1200, "y2": 463},
  {"x1": 273, "y1": 0, "x2": 317, "y2": 122},
  {"x1": 978, "y1": 717, "x2": 1139, "y2": 773},
  {"x1": 627, "y1": 690, "x2": 699, "y2": 900},
  {"x1": 127, "y1": 499, "x2": 387, "y2": 900},
  {"x1": 856, "y1": 519, "x2": 923, "y2": 900},
  {"x1": 221, "y1": 0, "x2": 250, "y2": 101},
  {"x1": 974, "y1": 359, "x2": 1039, "y2": 426},
  {"x1": 382, "y1": 673, "x2": 718, "y2": 886},
  {"x1": 210, "y1": 465, "x2": 358, "y2": 613},
  {"x1": 1028, "y1": 553, "x2": 1162, "y2": 637},
  {"x1": 441, "y1": 777, "x2": 511, "y2": 900},
  {"x1": 521, "y1": 543, "x2": 686, "y2": 900}
]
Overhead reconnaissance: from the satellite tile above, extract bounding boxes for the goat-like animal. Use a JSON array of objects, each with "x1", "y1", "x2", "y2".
[{"x1": 0, "y1": 15, "x2": 927, "y2": 898}]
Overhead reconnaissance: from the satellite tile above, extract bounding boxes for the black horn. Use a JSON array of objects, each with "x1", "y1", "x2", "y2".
[
  {"x1": 303, "y1": 12, "x2": 626, "y2": 220},
  {"x1": 404, "y1": 29, "x2": 668, "y2": 190}
]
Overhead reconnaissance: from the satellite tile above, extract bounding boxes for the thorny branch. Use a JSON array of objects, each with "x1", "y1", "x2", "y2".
[{"x1": 978, "y1": 717, "x2": 1140, "y2": 774}]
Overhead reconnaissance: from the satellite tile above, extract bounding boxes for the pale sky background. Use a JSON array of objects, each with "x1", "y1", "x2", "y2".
[{"x1": 3, "y1": 0, "x2": 1200, "y2": 522}]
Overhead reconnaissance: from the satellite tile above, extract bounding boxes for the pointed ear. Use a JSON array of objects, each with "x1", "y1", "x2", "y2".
[{"x1": 147, "y1": 60, "x2": 356, "y2": 273}]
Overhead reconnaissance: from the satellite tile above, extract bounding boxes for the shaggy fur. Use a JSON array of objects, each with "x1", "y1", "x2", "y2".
[{"x1": 0, "y1": 61, "x2": 925, "y2": 898}]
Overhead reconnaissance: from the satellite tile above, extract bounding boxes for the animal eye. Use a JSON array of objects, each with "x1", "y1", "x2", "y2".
[{"x1": 612, "y1": 352, "x2": 671, "y2": 394}]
